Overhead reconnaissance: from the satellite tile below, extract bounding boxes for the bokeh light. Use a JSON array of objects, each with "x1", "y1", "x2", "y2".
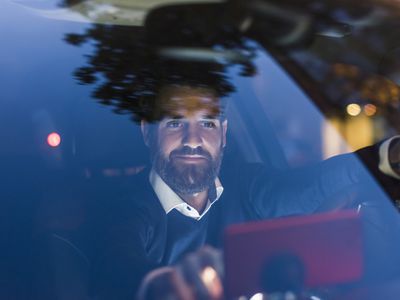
[
  {"x1": 200, "y1": 266, "x2": 223, "y2": 300},
  {"x1": 364, "y1": 104, "x2": 377, "y2": 116},
  {"x1": 346, "y1": 103, "x2": 362, "y2": 116},
  {"x1": 47, "y1": 132, "x2": 61, "y2": 147}
]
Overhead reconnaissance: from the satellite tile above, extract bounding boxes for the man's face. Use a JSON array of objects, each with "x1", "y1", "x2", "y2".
[{"x1": 142, "y1": 86, "x2": 227, "y2": 195}]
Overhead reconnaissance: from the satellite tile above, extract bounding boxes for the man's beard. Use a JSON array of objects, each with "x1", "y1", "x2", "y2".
[{"x1": 152, "y1": 145, "x2": 223, "y2": 195}]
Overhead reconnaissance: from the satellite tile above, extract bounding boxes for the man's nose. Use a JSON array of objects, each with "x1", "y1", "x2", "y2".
[{"x1": 182, "y1": 124, "x2": 202, "y2": 148}]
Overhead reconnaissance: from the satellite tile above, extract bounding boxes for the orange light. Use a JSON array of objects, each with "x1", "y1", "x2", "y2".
[
  {"x1": 47, "y1": 132, "x2": 61, "y2": 147},
  {"x1": 364, "y1": 104, "x2": 377, "y2": 116}
]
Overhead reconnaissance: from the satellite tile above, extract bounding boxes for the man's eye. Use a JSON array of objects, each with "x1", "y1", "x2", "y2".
[
  {"x1": 166, "y1": 120, "x2": 183, "y2": 128},
  {"x1": 201, "y1": 121, "x2": 217, "y2": 128}
]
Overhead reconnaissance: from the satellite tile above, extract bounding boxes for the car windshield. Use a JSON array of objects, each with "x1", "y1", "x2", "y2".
[{"x1": 2, "y1": 0, "x2": 400, "y2": 299}]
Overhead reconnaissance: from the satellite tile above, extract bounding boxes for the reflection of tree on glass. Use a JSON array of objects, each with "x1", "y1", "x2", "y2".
[{"x1": 64, "y1": 3, "x2": 257, "y2": 123}]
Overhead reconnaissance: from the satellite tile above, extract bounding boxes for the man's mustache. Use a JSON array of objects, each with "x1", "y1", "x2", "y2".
[{"x1": 170, "y1": 146, "x2": 212, "y2": 161}]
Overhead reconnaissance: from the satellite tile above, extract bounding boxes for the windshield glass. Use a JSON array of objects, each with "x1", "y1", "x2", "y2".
[{"x1": 2, "y1": 0, "x2": 400, "y2": 299}]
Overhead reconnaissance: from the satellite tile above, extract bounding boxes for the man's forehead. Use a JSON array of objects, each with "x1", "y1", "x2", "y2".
[
  {"x1": 166, "y1": 109, "x2": 219, "y2": 120},
  {"x1": 158, "y1": 85, "x2": 222, "y2": 118}
]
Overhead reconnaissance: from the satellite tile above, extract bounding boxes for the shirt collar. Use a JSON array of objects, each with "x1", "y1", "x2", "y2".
[{"x1": 149, "y1": 169, "x2": 223, "y2": 220}]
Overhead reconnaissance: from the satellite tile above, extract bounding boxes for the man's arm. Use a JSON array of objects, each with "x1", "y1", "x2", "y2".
[
  {"x1": 245, "y1": 138, "x2": 400, "y2": 219},
  {"x1": 91, "y1": 201, "x2": 161, "y2": 300},
  {"x1": 244, "y1": 153, "x2": 366, "y2": 219},
  {"x1": 242, "y1": 141, "x2": 400, "y2": 281}
]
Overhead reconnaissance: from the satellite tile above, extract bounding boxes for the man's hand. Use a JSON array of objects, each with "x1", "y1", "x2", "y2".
[
  {"x1": 137, "y1": 266, "x2": 195, "y2": 300},
  {"x1": 137, "y1": 247, "x2": 224, "y2": 300},
  {"x1": 177, "y1": 247, "x2": 224, "y2": 300}
]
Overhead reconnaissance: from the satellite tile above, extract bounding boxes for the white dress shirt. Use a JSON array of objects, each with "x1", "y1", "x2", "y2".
[{"x1": 149, "y1": 169, "x2": 224, "y2": 220}]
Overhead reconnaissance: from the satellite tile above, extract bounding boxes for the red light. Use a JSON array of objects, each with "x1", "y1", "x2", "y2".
[{"x1": 47, "y1": 132, "x2": 61, "y2": 147}]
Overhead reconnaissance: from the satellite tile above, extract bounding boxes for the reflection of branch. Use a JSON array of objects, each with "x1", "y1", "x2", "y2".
[{"x1": 65, "y1": 21, "x2": 257, "y2": 123}]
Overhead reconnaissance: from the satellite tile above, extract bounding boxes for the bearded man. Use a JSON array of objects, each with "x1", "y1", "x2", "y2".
[{"x1": 92, "y1": 83, "x2": 400, "y2": 300}]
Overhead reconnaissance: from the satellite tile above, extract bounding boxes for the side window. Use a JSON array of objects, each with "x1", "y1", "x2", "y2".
[{"x1": 228, "y1": 46, "x2": 346, "y2": 168}]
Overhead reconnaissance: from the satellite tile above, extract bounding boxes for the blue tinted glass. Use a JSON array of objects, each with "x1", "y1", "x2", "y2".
[{"x1": 2, "y1": 1, "x2": 400, "y2": 299}]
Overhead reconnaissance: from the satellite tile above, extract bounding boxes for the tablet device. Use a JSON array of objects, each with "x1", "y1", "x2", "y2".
[{"x1": 224, "y1": 210, "x2": 363, "y2": 298}]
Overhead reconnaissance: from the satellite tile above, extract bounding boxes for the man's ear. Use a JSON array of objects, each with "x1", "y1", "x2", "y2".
[
  {"x1": 222, "y1": 119, "x2": 228, "y2": 148},
  {"x1": 141, "y1": 120, "x2": 151, "y2": 147}
]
